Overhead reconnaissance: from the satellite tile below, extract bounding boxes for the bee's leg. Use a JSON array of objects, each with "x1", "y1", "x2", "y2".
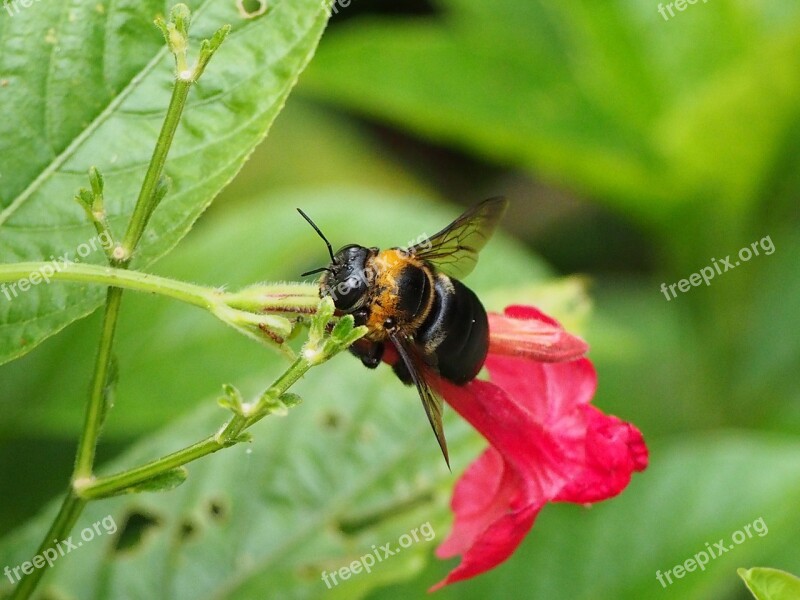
[
  {"x1": 349, "y1": 339, "x2": 384, "y2": 369},
  {"x1": 392, "y1": 359, "x2": 413, "y2": 385},
  {"x1": 351, "y1": 308, "x2": 370, "y2": 328}
]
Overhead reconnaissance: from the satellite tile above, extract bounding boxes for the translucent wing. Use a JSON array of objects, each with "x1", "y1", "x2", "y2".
[
  {"x1": 388, "y1": 331, "x2": 450, "y2": 469},
  {"x1": 407, "y1": 196, "x2": 508, "y2": 280}
]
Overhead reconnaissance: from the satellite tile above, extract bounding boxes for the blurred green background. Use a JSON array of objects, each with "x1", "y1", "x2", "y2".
[{"x1": 1, "y1": 1, "x2": 800, "y2": 598}]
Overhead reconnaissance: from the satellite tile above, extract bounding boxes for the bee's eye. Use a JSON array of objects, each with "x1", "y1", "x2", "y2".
[
  {"x1": 330, "y1": 274, "x2": 366, "y2": 311},
  {"x1": 324, "y1": 244, "x2": 371, "y2": 312}
]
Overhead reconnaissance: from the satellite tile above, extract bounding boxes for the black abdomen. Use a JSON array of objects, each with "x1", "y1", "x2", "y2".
[{"x1": 418, "y1": 275, "x2": 489, "y2": 384}]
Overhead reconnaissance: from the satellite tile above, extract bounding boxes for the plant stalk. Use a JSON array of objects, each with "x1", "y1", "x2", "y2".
[
  {"x1": 0, "y1": 262, "x2": 320, "y2": 315},
  {"x1": 9, "y1": 493, "x2": 86, "y2": 600},
  {"x1": 10, "y1": 33, "x2": 200, "y2": 600},
  {"x1": 77, "y1": 355, "x2": 311, "y2": 500}
]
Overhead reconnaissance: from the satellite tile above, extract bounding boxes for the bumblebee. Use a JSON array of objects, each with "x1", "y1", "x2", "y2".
[{"x1": 299, "y1": 198, "x2": 508, "y2": 467}]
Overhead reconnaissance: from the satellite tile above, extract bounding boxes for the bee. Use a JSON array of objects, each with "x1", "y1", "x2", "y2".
[{"x1": 298, "y1": 197, "x2": 508, "y2": 467}]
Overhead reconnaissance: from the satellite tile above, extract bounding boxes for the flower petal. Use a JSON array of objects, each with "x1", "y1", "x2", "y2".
[
  {"x1": 435, "y1": 375, "x2": 570, "y2": 498},
  {"x1": 430, "y1": 447, "x2": 542, "y2": 591},
  {"x1": 483, "y1": 353, "x2": 597, "y2": 427},
  {"x1": 554, "y1": 406, "x2": 649, "y2": 503},
  {"x1": 431, "y1": 354, "x2": 647, "y2": 590},
  {"x1": 370, "y1": 303, "x2": 646, "y2": 591},
  {"x1": 487, "y1": 305, "x2": 589, "y2": 362},
  {"x1": 435, "y1": 448, "x2": 516, "y2": 560}
]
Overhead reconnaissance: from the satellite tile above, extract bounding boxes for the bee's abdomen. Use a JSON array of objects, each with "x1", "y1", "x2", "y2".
[{"x1": 418, "y1": 275, "x2": 489, "y2": 384}]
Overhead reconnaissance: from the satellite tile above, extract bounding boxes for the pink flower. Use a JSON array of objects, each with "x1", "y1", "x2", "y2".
[{"x1": 427, "y1": 306, "x2": 648, "y2": 591}]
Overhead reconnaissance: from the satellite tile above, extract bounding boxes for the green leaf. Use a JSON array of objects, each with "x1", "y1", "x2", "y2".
[
  {"x1": 218, "y1": 99, "x2": 430, "y2": 202},
  {"x1": 110, "y1": 466, "x2": 189, "y2": 496},
  {"x1": 3, "y1": 417, "x2": 800, "y2": 597},
  {"x1": 0, "y1": 0, "x2": 330, "y2": 365},
  {"x1": 218, "y1": 384, "x2": 246, "y2": 415},
  {"x1": 300, "y1": 1, "x2": 800, "y2": 231},
  {"x1": 0, "y1": 354, "x2": 483, "y2": 599},
  {"x1": 739, "y1": 567, "x2": 800, "y2": 600},
  {"x1": 276, "y1": 392, "x2": 302, "y2": 410}
]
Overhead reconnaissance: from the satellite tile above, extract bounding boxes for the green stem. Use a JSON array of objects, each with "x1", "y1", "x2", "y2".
[
  {"x1": 6, "y1": 10, "x2": 244, "y2": 600},
  {"x1": 79, "y1": 436, "x2": 222, "y2": 500},
  {"x1": 74, "y1": 66, "x2": 194, "y2": 484},
  {"x1": 9, "y1": 493, "x2": 86, "y2": 600},
  {"x1": 120, "y1": 79, "x2": 192, "y2": 261},
  {"x1": 77, "y1": 357, "x2": 311, "y2": 500},
  {"x1": 13, "y1": 29, "x2": 204, "y2": 600},
  {"x1": 0, "y1": 262, "x2": 217, "y2": 309},
  {"x1": 0, "y1": 262, "x2": 320, "y2": 315},
  {"x1": 73, "y1": 288, "x2": 123, "y2": 478}
]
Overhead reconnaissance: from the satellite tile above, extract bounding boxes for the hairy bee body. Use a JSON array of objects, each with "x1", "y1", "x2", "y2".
[
  {"x1": 341, "y1": 248, "x2": 489, "y2": 385},
  {"x1": 300, "y1": 197, "x2": 507, "y2": 466}
]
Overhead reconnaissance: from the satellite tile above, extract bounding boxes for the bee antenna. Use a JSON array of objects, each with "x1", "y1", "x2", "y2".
[
  {"x1": 297, "y1": 208, "x2": 335, "y2": 263},
  {"x1": 300, "y1": 266, "x2": 331, "y2": 277}
]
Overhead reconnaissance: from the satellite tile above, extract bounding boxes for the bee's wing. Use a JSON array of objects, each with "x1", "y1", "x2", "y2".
[
  {"x1": 388, "y1": 331, "x2": 450, "y2": 469},
  {"x1": 407, "y1": 196, "x2": 508, "y2": 280}
]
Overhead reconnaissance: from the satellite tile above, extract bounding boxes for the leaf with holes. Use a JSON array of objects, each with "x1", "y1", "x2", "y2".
[
  {"x1": 3, "y1": 392, "x2": 800, "y2": 597},
  {"x1": 0, "y1": 0, "x2": 329, "y2": 365},
  {"x1": 0, "y1": 359, "x2": 482, "y2": 599}
]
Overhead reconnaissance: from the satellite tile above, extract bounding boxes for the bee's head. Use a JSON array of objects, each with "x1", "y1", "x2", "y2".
[
  {"x1": 297, "y1": 209, "x2": 374, "y2": 312},
  {"x1": 319, "y1": 244, "x2": 374, "y2": 312}
]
